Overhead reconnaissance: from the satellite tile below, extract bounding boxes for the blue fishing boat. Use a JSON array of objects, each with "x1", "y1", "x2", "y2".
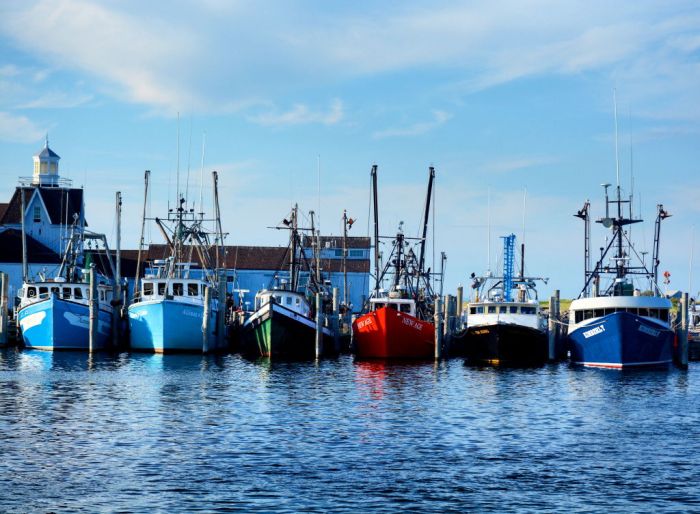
[
  {"x1": 567, "y1": 185, "x2": 673, "y2": 369},
  {"x1": 128, "y1": 172, "x2": 227, "y2": 353},
  {"x1": 16, "y1": 228, "x2": 116, "y2": 351}
]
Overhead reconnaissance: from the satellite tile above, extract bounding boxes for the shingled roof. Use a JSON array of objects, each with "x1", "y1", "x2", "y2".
[
  {"x1": 0, "y1": 229, "x2": 61, "y2": 264},
  {"x1": 300, "y1": 235, "x2": 371, "y2": 249},
  {"x1": 0, "y1": 186, "x2": 84, "y2": 226}
]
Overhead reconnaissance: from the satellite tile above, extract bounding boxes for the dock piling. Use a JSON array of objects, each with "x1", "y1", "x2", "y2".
[
  {"x1": 332, "y1": 287, "x2": 340, "y2": 353},
  {"x1": 434, "y1": 296, "x2": 443, "y2": 359},
  {"x1": 678, "y1": 292, "x2": 689, "y2": 368},
  {"x1": 203, "y1": 286, "x2": 211, "y2": 353},
  {"x1": 88, "y1": 266, "x2": 97, "y2": 353},
  {"x1": 315, "y1": 292, "x2": 323, "y2": 359},
  {"x1": 217, "y1": 273, "x2": 226, "y2": 349},
  {"x1": 456, "y1": 285, "x2": 464, "y2": 330},
  {"x1": 0, "y1": 272, "x2": 8, "y2": 347},
  {"x1": 547, "y1": 290, "x2": 559, "y2": 361}
]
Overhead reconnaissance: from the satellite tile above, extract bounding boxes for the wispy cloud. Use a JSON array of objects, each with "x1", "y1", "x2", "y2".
[
  {"x1": 480, "y1": 156, "x2": 558, "y2": 174},
  {"x1": 248, "y1": 99, "x2": 344, "y2": 127},
  {"x1": 0, "y1": 111, "x2": 45, "y2": 143},
  {"x1": 18, "y1": 91, "x2": 93, "y2": 109},
  {"x1": 373, "y1": 110, "x2": 452, "y2": 139}
]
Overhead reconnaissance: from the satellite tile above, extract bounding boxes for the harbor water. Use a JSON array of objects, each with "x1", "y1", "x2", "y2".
[{"x1": 1, "y1": 349, "x2": 699, "y2": 512}]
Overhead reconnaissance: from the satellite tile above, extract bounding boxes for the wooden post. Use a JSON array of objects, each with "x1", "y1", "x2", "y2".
[
  {"x1": 112, "y1": 191, "x2": 122, "y2": 349},
  {"x1": 554, "y1": 289, "x2": 561, "y2": 350},
  {"x1": 434, "y1": 296, "x2": 443, "y2": 359},
  {"x1": 88, "y1": 266, "x2": 98, "y2": 353},
  {"x1": 217, "y1": 273, "x2": 227, "y2": 350},
  {"x1": 0, "y1": 272, "x2": 7, "y2": 347},
  {"x1": 332, "y1": 287, "x2": 340, "y2": 353},
  {"x1": 456, "y1": 285, "x2": 464, "y2": 330},
  {"x1": 679, "y1": 292, "x2": 689, "y2": 368},
  {"x1": 315, "y1": 292, "x2": 323, "y2": 359},
  {"x1": 548, "y1": 293, "x2": 556, "y2": 361},
  {"x1": 202, "y1": 286, "x2": 211, "y2": 353}
]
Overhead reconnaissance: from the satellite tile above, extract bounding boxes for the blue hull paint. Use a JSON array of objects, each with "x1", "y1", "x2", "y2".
[
  {"x1": 128, "y1": 299, "x2": 222, "y2": 353},
  {"x1": 568, "y1": 311, "x2": 673, "y2": 368},
  {"x1": 17, "y1": 297, "x2": 111, "y2": 351}
]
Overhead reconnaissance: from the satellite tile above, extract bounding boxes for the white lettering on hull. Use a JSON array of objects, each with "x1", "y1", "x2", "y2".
[
  {"x1": 402, "y1": 317, "x2": 423, "y2": 331},
  {"x1": 583, "y1": 325, "x2": 605, "y2": 339},
  {"x1": 638, "y1": 324, "x2": 660, "y2": 337}
]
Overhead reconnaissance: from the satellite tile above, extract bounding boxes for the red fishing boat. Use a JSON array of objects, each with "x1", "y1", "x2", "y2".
[{"x1": 352, "y1": 165, "x2": 438, "y2": 359}]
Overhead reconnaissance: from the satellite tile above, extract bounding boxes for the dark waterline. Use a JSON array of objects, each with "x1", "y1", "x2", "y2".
[{"x1": 1, "y1": 348, "x2": 699, "y2": 512}]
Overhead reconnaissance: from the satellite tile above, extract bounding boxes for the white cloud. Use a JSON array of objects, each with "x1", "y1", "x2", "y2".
[
  {"x1": 0, "y1": 111, "x2": 45, "y2": 143},
  {"x1": 19, "y1": 91, "x2": 93, "y2": 109},
  {"x1": 481, "y1": 156, "x2": 558, "y2": 174},
  {"x1": 373, "y1": 110, "x2": 452, "y2": 139},
  {"x1": 248, "y1": 99, "x2": 344, "y2": 127}
]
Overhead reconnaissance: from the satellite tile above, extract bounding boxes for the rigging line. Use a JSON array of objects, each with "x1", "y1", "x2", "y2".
[
  {"x1": 176, "y1": 112, "x2": 181, "y2": 205},
  {"x1": 198, "y1": 132, "x2": 206, "y2": 220}
]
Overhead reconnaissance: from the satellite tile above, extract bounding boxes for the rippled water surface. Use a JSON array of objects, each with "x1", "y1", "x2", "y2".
[{"x1": 1, "y1": 349, "x2": 699, "y2": 512}]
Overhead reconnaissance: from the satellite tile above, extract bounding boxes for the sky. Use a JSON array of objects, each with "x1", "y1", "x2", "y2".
[{"x1": 1, "y1": 0, "x2": 699, "y2": 299}]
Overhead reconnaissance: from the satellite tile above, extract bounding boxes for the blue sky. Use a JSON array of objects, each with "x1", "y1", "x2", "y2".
[{"x1": 1, "y1": 0, "x2": 699, "y2": 299}]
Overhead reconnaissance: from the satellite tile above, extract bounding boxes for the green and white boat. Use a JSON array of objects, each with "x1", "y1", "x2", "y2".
[{"x1": 242, "y1": 288, "x2": 333, "y2": 358}]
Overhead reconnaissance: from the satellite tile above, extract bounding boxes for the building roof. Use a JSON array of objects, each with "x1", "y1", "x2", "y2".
[
  {"x1": 35, "y1": 142, "x2": 60, "y2": 160},
  {"x1": 0, "y1": 203, "x2": 8, "y2": 220},
  {"x1": 300, "y1": 235, "x2": 371, "y2": 249},
  {"x1": 116, "y1": 243, "x2": 369, "y2": 278},
  {"x1": 0, "y1": 229, "x2": 61, "y2": 264},
  {"x1": 0, "y1": 186, "x2": 84, "y2": 226}
]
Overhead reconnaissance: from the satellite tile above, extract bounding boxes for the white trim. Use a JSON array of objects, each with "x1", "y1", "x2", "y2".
[{"x1": 575, "y1": 360, "x2": 672, "y2": 369}]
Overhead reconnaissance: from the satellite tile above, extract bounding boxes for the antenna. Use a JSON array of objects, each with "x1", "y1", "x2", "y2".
[
  {"x1": 185, "y1": 114, "x2": 193, "y2": 200},
  {"x1": 176, "y1": 112, "x2": 181, "y2": 205},
  {"x1": 317, "y1": 154, "x2": 321, "y2": 235},
  {"x1": 691, "y1": 225, "x2": 695, "y2": 294},
  {"x1": 198, "y1": 132, "x2": 206, "y2": 220},
  {"x1": 613, "y1": 89, "x2": 620, "y2": 189},
  {"x1": 487, "y1": 187, "x2": 491, "y2": 275}
]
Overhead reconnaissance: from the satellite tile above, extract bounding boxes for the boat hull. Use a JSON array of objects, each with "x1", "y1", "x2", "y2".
[
  {"x1": 568, "y1": 311, "x2": 673, "y2": 368},
  {"x1": 352, "y1": 306, "x2": 435, "y2": 359},
  {"x1": 241, "y1": 302, "x2": 334, "y2": 359},
  {"x1": 17, "y1": 296, "x2": 111, "y2": 351},
  {"x1": 128, "y1": 299, "x2": 221, "y2": 353},
  {"x1": 463, "y1": 323, "x2": 548, "y2": 365}
]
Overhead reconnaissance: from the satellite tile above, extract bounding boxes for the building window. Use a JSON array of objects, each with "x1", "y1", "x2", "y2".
[
  {"x1": 33, "y1": 206, "x2": 41, "y2": 222},
  {"x1": 349, "y1": 249, "x2": 364, "y2": 257}
]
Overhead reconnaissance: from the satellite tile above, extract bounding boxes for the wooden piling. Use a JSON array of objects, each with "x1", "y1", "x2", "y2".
[
  {"x1": 456, "y1": 285, "x2": 464, "y2": 330},
  {"x1": 332, "y1": 287, "x2": 340, "y2": 353},
  {"x1": 315, "y1": 292, "x2": 323, "y2": 359},
  {"x1": 0, "y1": 272, "x2": 8, "y2": 347},
  {"x1": 548, "y1": 292, "x2": 557, "y2": 361},
  {"x1": 88, "y1": 266, "x2": 98, "y2": 353},
  {"x1": 217, "y1": 273, "x2": 227, "y2": 349},
  {"x1": 203, "y1": 286, "x2": 211, "y2": 353},
  {"x1": 434, "y1": 296, "x2": 443, "y2": 359},
  {"x1": 678, "y1": 292, "x2": 689, "y2": 368}
]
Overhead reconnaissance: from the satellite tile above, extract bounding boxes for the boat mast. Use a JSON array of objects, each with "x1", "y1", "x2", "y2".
[
  {"x1": 417, "y1": 166, "x2": 435, "y2": 286},
  {"x1": 212, "y1": 171, "x2": 224, "y2": 272},
  {"x1": 652, "y1": 204, "x2": 670, "y2": 292},
  {"x1": 133, "y1": 170, "x2": 150, "y2": 297},
  {"x1": 289, "y1": 204, "x2": 298, "y2": 291},
  {"x1": 342, "y1": 209, "x2": 349, "y2": 305},
  {"x1": 20, "y1": 186, "x2": 28, "y2": 282},
  {"x1": 574, "y1": 200, "x2": 591, "y2": 296},
  {"x1": 371, "y1": 165, "x2": 380, "y2": 296}
]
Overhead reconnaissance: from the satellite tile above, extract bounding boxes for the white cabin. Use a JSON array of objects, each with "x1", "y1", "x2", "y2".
[
  {"x1": 467, "y1": 300, "x2": 544, "y2": 331},
  {"x1": 255, "y1": 289, "x2": 311, "y2": 318},
  {"x1": 568, "y1": 295, "x2": 671, "y2": 331},
  {"x1": 369, "y1": 296, "x2": 416, "y2": 317}
]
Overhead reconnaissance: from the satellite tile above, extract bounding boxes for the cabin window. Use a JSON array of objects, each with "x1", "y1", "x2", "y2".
[
  {"x1": 388, "y1": 303, "x2": 398, "y2": 311},
  {"x1": 575, "y1": 310, "x2": 583, "y2": 323},
  {"x1": 98, "y1": 290, "x2": 104, "y2": 301},
  {"x1": 649, "y1": 309, "x2": 659, "y2": 319},
  {"x1": 39, "y1": 287, "x2": 48, "y2": 296},
  {"x1": 476, "y1": 307, "x2": 484, "y2": 314},
  {"x1": 374, "y1": 303, "x2": 385, "y2": 310},
  {"x1": 638, "y1": 308, "x2": 649, "y2": 317},
  {"x1": 488, "y1": 306, "x2": 496, "y2": 314},
  {"x1": 510, "y1": 306, "x2": 518, "y2": 313},
  {"x1": 470, "y1": 307, "x2": 476, "y2": 315},
  {"x1": 659, "y1": 309, "x2": 669, "y2": 322},
  {"x1": 584, "y1": 310, "x2": 594, "y2": 319},
  {"x1": 499, "y1": 306, "x2": 507, "y2": 314},
  {"x1": 33, "y1": 206, "x2": 41, "y2": 222},
  {"x1": 157, "y1": 283, "x2": 166, "y2": 295},
  {"x1": 74, "y1": 288, "x2": 83, "y2": 299},
  {"x1": 274, "y1": 295, "x2": 282, "y2": 303},
  {"x1": 172, "y1": 283, "x2": 183, "y2": 296},
  {"x1": 284, "y1": 296, "x2": 291, "y2": 305},
  {"x1": 594, "y1": 309, "x2": 605, "y2": 317},
  {"x1": 62, "y1": 287, "x2": 71, "y2": 298},
  {"x1": 522, "y1": 307, "x2": 536, "y2": 315},
  {"x1": 400, "y1": 304, "x2": 412, "y2": 313},
  {"x1": 51, "y1": 287, "x2": 59, "y2": 297},
  {"x1": 27, "y1": 287, "x2": 36, "y2": 298},
  {"x1": 143, "y1": 283, "x2": 153, "y2": 296},
  {"x1": 188, "y1": 283, "x2": 198, "y2": 296},
  {"x1": 295, "y1": 298, "x2": 301, "y2": 305}
]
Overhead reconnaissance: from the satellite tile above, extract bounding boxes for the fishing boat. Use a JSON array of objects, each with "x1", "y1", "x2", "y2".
[
  {"x1": 352, "y1": 165, "x2": 437, "y2": 359},
  {"x1": 16, "y1": 226, "x2": 116, "y2": 351},
  {"x1": 567, "y1": 185, "x2": 674, "y2": 369},
  {"x1": 128, "y1": 171, "x2": 227, "y2": 353},
  {"x1": 461, "y1": 234, "x2": 548, "y2": 365},
  {"x1": 240, "y1": 205, "x2": 334, "y2": 358}
]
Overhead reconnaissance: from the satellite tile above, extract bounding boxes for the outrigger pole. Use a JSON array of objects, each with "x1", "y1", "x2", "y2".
[{"x1": 133, "y1": 170, "x2": 150, "y2": 298}]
